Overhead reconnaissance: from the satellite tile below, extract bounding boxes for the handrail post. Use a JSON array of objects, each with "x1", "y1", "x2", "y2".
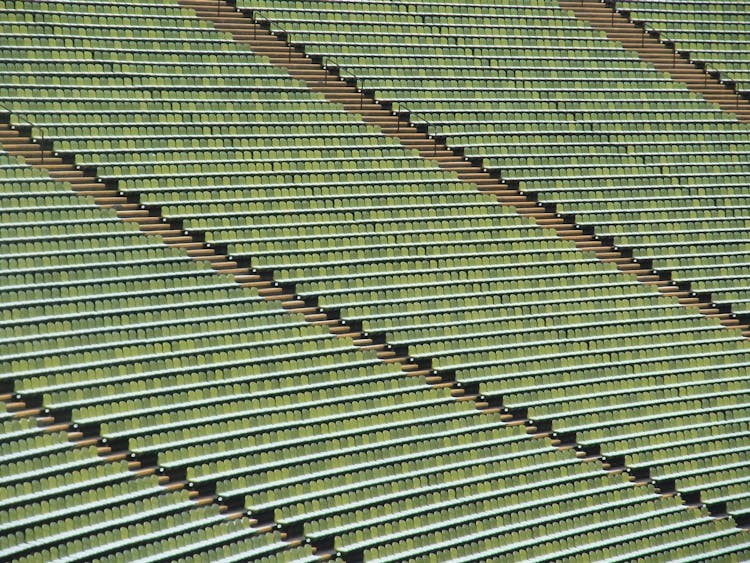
[
  {"x1": 360, "y1": 80, "x2": 364, "y2": 110},
  {"x1": 401, "y1": 104, "x2": 411, "y2": 134},
  {"x1": 401, "y1": 103, "x2": 437, "y2": 157},
  {"x1": 256, "y1": 12, "x2": 293, "y2": 65}
]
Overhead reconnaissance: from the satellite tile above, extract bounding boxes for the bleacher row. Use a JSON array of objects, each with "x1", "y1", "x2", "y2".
[{"x1": 0, "y1": 0, "x2": 749, "y2": 560}]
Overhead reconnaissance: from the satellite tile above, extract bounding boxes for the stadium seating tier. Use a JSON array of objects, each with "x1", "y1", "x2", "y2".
[{"x1": 1, "y1": 0, "x2": 750, "y2": 560}]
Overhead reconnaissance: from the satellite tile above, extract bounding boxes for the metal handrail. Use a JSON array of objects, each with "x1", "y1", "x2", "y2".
[
  {"x1": 321, "y1": 59, "x2": 436, "y2": 153},
  {"x1": 396, "y1": 104, "x2": 438, "y2": 157},
  {"x1": 0, "y1": 104, "x2": 45, "y2": 165},
  {"x1": 323, "y1": 58, "x2": 366, "y2": 110},
  {"x1": 253, "y1": 11, "x2": 294, "y2": 63}
]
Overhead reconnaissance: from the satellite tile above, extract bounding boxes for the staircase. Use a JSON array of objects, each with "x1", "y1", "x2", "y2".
[{"x1": 559, "y1": 0, "x2": 750, "y2": 121}]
